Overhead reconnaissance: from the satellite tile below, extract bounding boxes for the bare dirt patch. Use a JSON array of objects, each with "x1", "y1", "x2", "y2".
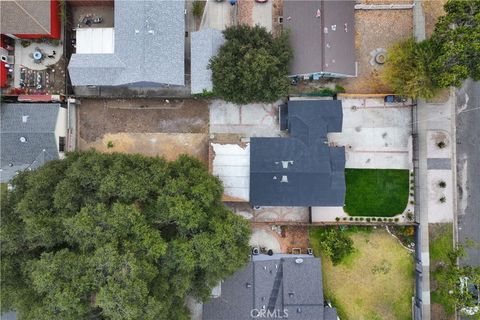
[
  {"x1": 78, "y1": 98, "x2": 209, "y2": 162},
  {"x1": 237, "y1": 0, "x2": 254, "y2": 26},
  {"x1": 338, "y1": 9, "x2": 413, "y2": 94},
  {"x1": 279, "y1": 226, "x2": 309, "y2": 253},
  {"x1": 423, "y1": 0, "x2": 447, "y2": 37}
]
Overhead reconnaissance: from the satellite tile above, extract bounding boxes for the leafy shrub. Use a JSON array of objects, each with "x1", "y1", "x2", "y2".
[
  {"x1": 192, "y1": 1, "x2": 203, "y2": 17},
  {"x1": 312, "y1": 228, "x2": 354, "y2": 265}
]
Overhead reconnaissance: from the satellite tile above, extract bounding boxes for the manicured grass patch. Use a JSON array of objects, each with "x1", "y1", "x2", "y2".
[
  {"x1": 310, "y1": 227, "x2": 414, "y2": 320},
  {"x1": 429, "y1": 223, "x2": 455, "y2": 316},
  {"x1": 344, "y1": 169, "x2": 410, "y2": 216}
]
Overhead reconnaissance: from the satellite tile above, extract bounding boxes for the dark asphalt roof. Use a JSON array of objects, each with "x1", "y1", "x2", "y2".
[
  {"x1": 283, "y1": 0, "x2": 356, "y2": 76},
  {"x1": 203, "y1": 255, "x2": 336, "y2": 320},
  {"x1": 249, "y1": 99, "x2": 345, "y2": 207},
  {"x1": 68, "y1": 0, "x2": 185, "y2": 87},
  {"x1": 0, "y1": 103, "x2": 61, "y2": 182}
]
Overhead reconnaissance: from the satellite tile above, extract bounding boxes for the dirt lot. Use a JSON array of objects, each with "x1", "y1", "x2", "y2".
[
  {"x1": 78, "y1": 98, "x2": 209, "y2": 163},
  {"x1": 423, "y1": 0, "x2": 447, "y2": 37},
  {"x1": 338, "y1": 9, "x2": 413, "y2": 94}
]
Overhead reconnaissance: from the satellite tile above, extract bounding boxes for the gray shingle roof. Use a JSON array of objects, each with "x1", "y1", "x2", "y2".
[
  {"x1": 0, "y1": 0, "x2": 51, "y2": 35},
  {"x1": 249, "y1": 99, "x2": 345, "y2": 207},
  {"x1": 0, "y1": 103, "x2": 61, "y2": 182},
  {"x1": 203, "y1": 255, "x2": 336, "y2": 320},
  {"x1": 283, "y1": 0, "x2": 356, "y2": 77},
  {"x1": 191, "y1": 28, "x2": 225, "y2": 94},
  {"x1": 68, "y1": 0, "x2": 185, "y2": 87}
]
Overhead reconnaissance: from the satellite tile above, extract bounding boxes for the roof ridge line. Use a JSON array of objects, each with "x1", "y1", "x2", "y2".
[{"x1": 13, "y1": 0, "x2": 50, "y2": 34}]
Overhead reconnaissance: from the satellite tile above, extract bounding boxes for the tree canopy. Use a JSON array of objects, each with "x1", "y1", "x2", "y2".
[
  {"x1": 382, "y1": 0, "x2": 480, "y2": 98},
  {"x1": 382, "y1": 38, "x2": 439, "y2": 99},
  {"x1": 1, "y1": 151, "x2": 251, "y2": 320},
  {"x1": 434, "y1": 245, "x2": 480, "y2": 317},
  {"x1": 209, "y1": 25, "x2": 293, "y2": 104}
]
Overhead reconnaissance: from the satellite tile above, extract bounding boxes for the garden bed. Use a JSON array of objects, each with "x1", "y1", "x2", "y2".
[{"x1": 344, "y1": 169, "x2": 410, "y2": 217}]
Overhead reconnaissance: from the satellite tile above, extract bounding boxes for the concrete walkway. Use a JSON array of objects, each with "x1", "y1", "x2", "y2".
[
  {"x1": 200, "y1": 0, "x2": 234, "y2": 31},
  {"x1": 413, "y1": 1, "x2": 430, "y2": 318}
]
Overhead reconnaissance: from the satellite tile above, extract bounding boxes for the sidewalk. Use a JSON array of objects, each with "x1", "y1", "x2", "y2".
[{"x1": 413, "y1": 1, "x2": 457, "y2": 319}]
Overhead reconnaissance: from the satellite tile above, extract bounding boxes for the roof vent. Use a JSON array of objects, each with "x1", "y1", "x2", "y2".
[
  {"x1": 281, "y1": 175, "x2": 288, "y2": 183},
  {"x1": 22, "y1": 115, "x2": 29, "y2": 123},
  {"x1": 316, "y1": 9, "x2": 321, "y2": 18},
  {"x1": 148, "y1": 30, "x2": 155, "y2": 35},
  {"x1": 19, "y1": 137, "x2": 27, "y2": 143},
  {"x1": 297, "y1": 308, "x2": 302, "y2": 313},
  {"x1": 331, "y1": 24, "x2": 337, "y2": 31},
  {"x1": 295, "y1": 258, "x2": 303, "y2": 264},
  {"x1": 288, "y1": 292, "x2": 295, "y2": 298},
  {"x1": 135, "y1": 29, "x2": 140, "y2": 34},
  {"x1": 281, "y1": 160, "x2": 293, "y2": 169},
  {"x1": 246, "y1": 282, "x2": 252, "y2": 288}
]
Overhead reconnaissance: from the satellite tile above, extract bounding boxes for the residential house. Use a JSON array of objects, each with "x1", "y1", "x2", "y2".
[
  {"x1": 68, "y1": 0, "x2": 185, "y2": 95},
  {"x1": 283, "y1": 0, "x2": 356, "y2": 78},
  {"x1": 203, "y1": 254, "x2": 338, "y2": 320},
  {"x1": 0, "y1": 103, "x2": 68, "y2": 182},
  {"x1": 249, "y1": 99, "x2": 346, "y2": 207}
]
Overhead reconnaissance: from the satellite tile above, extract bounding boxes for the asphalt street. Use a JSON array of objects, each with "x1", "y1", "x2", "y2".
[{"x1": 456, "y1": 79, "x2": 480, "y2": 266}]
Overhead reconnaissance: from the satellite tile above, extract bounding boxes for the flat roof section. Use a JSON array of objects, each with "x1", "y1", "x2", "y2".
[
  {"x1": 211, "y1": 143, "x2": 250, "y2": 202},
  {"x1": 76, "y1": 28, "x2": 115, "y2": 54}
]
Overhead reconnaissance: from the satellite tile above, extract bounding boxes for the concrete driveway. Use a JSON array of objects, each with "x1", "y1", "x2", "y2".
[
  {"x1": 328, "y1": 97, "x2": 413, "y2": 169},
  {"x1": 252, "y1": 1, "x2": 272, "y2": 31},
  {"x1": 209, "y1": 99, "x2": 282, "y2": 137},
  {"x1": 200, "y1": 0, "x2": 233, "y2": 30}
]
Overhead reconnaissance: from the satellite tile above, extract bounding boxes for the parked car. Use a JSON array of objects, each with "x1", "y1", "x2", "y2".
[
  {"x1": 460, "y1": 276, "x2": 480, "y2": 316},
  {"x1": 384, "y1": 95, "x2": 407, "y2": 103}
]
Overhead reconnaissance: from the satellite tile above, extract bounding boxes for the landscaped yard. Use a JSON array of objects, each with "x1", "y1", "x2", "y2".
[
  {"x1": 429, "y1": 223, "x2": 455, "y2": 319},
  {"x1": 344, "y1": 169, "x2": 410, "y2": 217},
  {"x1": 310, "y1": 227, "x2": 414, "y2": 320}
]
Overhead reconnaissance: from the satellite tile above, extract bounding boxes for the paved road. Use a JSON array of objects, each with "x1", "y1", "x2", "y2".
[{"x1": 456, "y1": 79, "x2": 480, "y2": 266}]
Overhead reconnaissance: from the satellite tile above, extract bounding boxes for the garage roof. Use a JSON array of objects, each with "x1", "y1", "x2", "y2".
[{"x1": 283, "y1": 0, "x2": 356, "y2": 77}]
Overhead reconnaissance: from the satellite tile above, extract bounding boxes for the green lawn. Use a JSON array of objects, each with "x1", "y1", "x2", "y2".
[
  {"x1": 310, "y1": 227, "x2": 414, "y2": 320},
  {"x1": 344, "y1": 169, "x2": 410, "y2": 217}
]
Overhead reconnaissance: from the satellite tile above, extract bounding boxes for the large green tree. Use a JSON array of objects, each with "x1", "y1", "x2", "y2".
[
  {"x1": 430, "y1": 0, "x2": 480, "y2": 87},
  {"x1": 382, "y1": 38, "x2": 439, "y2": 99},
  {"x1": 0, "y1": 151, "x2": 251, "y2": 320},
  {"x1": 383, "y1": 0, "x2": 480, "y2": 98},
  {"x1": 209, "y1": 25, "x2": 293, "y2": 104}
]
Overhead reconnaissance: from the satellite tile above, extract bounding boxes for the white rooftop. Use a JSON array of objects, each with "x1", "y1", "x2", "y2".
[
  {"x1": 76, "y1": 28, "x2": 115, "y2": 54},
  {"x1": 211, "y1": 143, "x2": 250, "y2": 202}
]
